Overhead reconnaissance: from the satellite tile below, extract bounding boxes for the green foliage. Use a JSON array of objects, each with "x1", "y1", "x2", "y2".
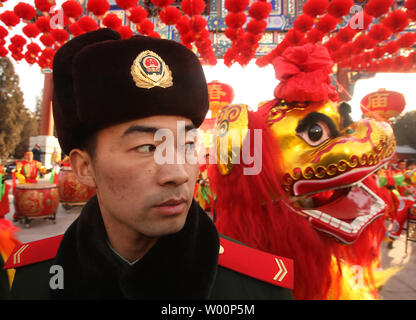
[
  {"x1": 0, "y1": 57, "x2": 39, "y2": 160},
  {"x1": 391, "y1": 110, "x2": 416, "y2": 149}
]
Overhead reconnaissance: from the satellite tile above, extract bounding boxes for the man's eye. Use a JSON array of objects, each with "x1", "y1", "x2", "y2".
[{"x1": 135, "y1": 144, "x2": 156, "y2": 153}]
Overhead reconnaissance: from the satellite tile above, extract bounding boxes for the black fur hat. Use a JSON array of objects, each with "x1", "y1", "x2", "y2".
[{"x1": 52, "y1": 28, "x2": 209, "y2": 154}]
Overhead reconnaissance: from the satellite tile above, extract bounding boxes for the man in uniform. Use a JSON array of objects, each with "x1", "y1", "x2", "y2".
[{"x1": 4, "y1": 29, "x2": 293, "y2": 300}]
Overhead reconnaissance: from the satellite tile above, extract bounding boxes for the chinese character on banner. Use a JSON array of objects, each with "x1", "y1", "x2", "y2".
[{"x1": 207, "y1": 81, "x2": 235, "y2": 119}]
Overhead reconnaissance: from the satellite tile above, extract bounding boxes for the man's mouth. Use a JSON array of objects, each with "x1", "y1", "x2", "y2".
[
  {"x1": 292, "y1": 180, "x2": 385, "y2": 244},
  {"x1": 153, "y1": 197, "x2": 187, "y2": 216}
]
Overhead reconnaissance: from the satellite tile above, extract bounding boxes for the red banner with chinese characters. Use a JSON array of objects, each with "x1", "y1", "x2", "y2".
[
  {"x1": 360, "y1": 89, "x2": 406, "y2": 121},
  {"x1": 207, "y1": 81, "x2": 235, "y2": 119}
]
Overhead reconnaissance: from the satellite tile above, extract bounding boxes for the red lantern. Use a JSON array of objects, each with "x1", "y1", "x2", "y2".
[
  {"x1": 360, "y1": 88, "x2": 406, "y2": 121},
  {"x1": 207, "y1": 81, "x2": 235, "y2": 118}
]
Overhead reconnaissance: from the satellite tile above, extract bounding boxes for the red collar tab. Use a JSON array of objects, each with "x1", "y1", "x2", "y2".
[
  {"x1": 3, "y1": 234, "x2": 63, "y2": 269},
  {"x1": 218, "y1": 237, "x2": 294, "y2": 290}
]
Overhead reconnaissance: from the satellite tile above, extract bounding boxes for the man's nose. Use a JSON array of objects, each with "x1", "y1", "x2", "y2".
[{"x1": 157, "y1": 163, "x2": 190, "y2": 186}]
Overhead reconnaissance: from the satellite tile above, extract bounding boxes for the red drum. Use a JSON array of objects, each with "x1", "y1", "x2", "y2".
[
  {"x1": 14, "y1": 183, "x2": 59, "y2": 227},
  {"x1": 57, "y1": 167, "x2": 95, "y2": 209}
]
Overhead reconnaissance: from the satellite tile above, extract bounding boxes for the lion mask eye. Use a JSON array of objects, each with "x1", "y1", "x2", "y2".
[{"x1": 297, "y1": 121, "x2": 331, "y2": 146}]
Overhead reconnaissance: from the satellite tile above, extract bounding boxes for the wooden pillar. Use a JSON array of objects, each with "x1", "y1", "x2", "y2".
[
  {"x1": 39, "y1": 72, "x2": 54, "y2": 136},
  {"x1": 336, "y1": 68, "x2": 352, "y2": 102}
]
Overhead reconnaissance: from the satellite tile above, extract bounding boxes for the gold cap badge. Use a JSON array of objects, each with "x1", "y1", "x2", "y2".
[{"x1": 131, "y1": 50, "x2": 173, "y2": 89}]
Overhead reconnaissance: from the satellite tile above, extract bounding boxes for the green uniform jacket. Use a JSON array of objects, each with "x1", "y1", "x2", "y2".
[{"x1": 6, "y1": 197, "x2": 293, "y2": 300}]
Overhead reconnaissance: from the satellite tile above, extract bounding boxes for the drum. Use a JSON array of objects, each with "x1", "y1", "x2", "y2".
[
  {"x1": 14, "y1": 183, "x2": 59, "y2": 228},
  {"x1": 57, "y1": 167, "x2": 95, "y2": 210}
]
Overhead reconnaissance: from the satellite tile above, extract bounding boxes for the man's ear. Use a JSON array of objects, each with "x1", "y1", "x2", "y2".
[{"x1": 69, "y1": 149, "x2": 97, "y2": 189}]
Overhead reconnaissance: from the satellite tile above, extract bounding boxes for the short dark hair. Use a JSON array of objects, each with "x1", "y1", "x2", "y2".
[{"x1": 79, "y1": 131, "x2": 98, "y2": 161}]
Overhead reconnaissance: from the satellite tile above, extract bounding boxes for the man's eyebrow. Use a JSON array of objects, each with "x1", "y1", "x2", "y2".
[{"x1": 121, "y1": 123, "x2": 197, "y2": 137}]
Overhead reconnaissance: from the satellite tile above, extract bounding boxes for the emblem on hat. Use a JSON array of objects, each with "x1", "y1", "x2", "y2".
[{"x1": 131, "y1": 50, "x2": 173, "y2": 89}]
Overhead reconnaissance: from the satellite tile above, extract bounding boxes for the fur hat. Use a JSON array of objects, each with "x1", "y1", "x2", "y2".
[{"x1": 53, "y1": 28, "x2": 209, "y2": 154}]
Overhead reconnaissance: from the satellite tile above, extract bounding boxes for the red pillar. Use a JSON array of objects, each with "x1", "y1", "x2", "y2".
[{"x1": 39, "y1": 73, "x2": 54, "y2": 136}]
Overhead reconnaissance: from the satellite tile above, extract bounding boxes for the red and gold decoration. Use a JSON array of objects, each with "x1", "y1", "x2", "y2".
[
  {"x1": 57, "y1": 167, "x2": 95, "y2": 210},
  {"x1": 360, "y1": 89, "x2": 406, "y2": 121},
  {"x1": 13, "y1": 183, "x2": 59, "y2": 228},
  {"x1": 207, "y1": 80, "x2": 235, "y2": 119}
]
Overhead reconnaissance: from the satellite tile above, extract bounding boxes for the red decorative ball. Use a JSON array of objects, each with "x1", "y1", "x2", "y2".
[
  {"x1": 22, "y1": 24, "x2": 41, "y2": 38},
  {"x1": 68, "y1": 22, "x2": 84, "y2": 37},
  {"x1": 35, "y1": 0, "x2": 56, "y2": 13},
  {"x1": 225, "y1": 12, "x2": 247, "y2": 29},
  {"x1": 367, "y1": 24, "x2": 392, "y2": 42},
  {"x1": 51, "y1": 29, "x2": 69, "y2": 43},
  {"x1": 27, "y1": 43, "x2": 42, "y2": 54},
  {"x1": 14, "y1": 2, "x2": 37, "y2": 20},
  {"x1": 306, "y1": 28, "x2": 325, "y2": 43},
  {"x1": 384, "y1": 40, "x2": 400, "y2": 54},
  {"x1": 62, "y1": 1, "x2": 84, "y2": 19},
  {"x1": 398, "y1": 32, "x2": 416, "y2": 48},
  {"x1": 327, "y1": 0, "x2": 354, "y2": 18},
  {"x1": 225, "y1": 0, "x2": 250, "y2": 13},
  {"x1": 159, "y1": 7, "x2": 181, "y2": 25},
  {"x1": 36, "y1": 16, "x2": 51, "y2": 33},
  {"x1": 87, "y1": 0, "x2": 110, "y2": 16},
  {"x1": 405, "y1": 0, "x2": 416, "y2": 10},
  {"x1": 117, "y1": 25, "x2": 134, "y2": 39},
  {"x1": 248, "y1": 1, "x2": 272, "y2": 20},
  {"x1": 246, "y1": 19, "x2": 267, "y2": 34},
  {"x1": 181, "y1": 0, "x2": 206, "y2": 16},
  {"x1": 382, "y1": 10, "x2": 409, "y2": 33},
  {"x1": 78, "y1": 16, "x2": 99, "y2": 32},
  {"x1": 137, "y1": 19, "x2": 155, "y2": 35},
  {"x1": 150, "y1": 0, "x2": 174, "y2": 8},
  {"x1": 102, "y1": 13, "x2": 123, "y2": 29},
  {"x1": 176, "y1": 16, "x2": 191, "y2": 35},
  {"x1": 40, "y1": 34, "x2": 55, "y2": 47},
  {"x1": 335, "y1": 26, "x2": 357, "y2": 43},
  {"x1": 0, "y1": 11, "x2": 20, "y2": 27},
  {"x1": 293, "y1": 14, "x2": 314, "y2": 33},
  {"x1": 364, "y1": 0, "x2": 394, "y2": 17},
  {"x1": 0, "y1": 26, "x2": 8, "y2": 38},
  {"x1": 316, "y1": 14, "x2": 339, "y2": 33},
  {"x1": 115, "y1": 0, "x2": 138, "y2": 10},
  {"x1": 11, "y1": 35, "x2": 26, "y2": 47},
  {"x1": 302, "y1": 0, "x2": 329, "y2": 17},
  {"x1": 190, "y1": 15, "x2": 207, "y2": 33},
  {"x1": 127, "y1": 6, "x2": 148, "y2": 24}
]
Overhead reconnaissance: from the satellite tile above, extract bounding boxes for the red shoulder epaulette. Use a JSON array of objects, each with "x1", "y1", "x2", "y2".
[
  {"x1": 218, "y1": 237, "x2": 294, "y2": 290},
  {"x1": 3, "y1": 234, "x2": 63, "y2": 269}
]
